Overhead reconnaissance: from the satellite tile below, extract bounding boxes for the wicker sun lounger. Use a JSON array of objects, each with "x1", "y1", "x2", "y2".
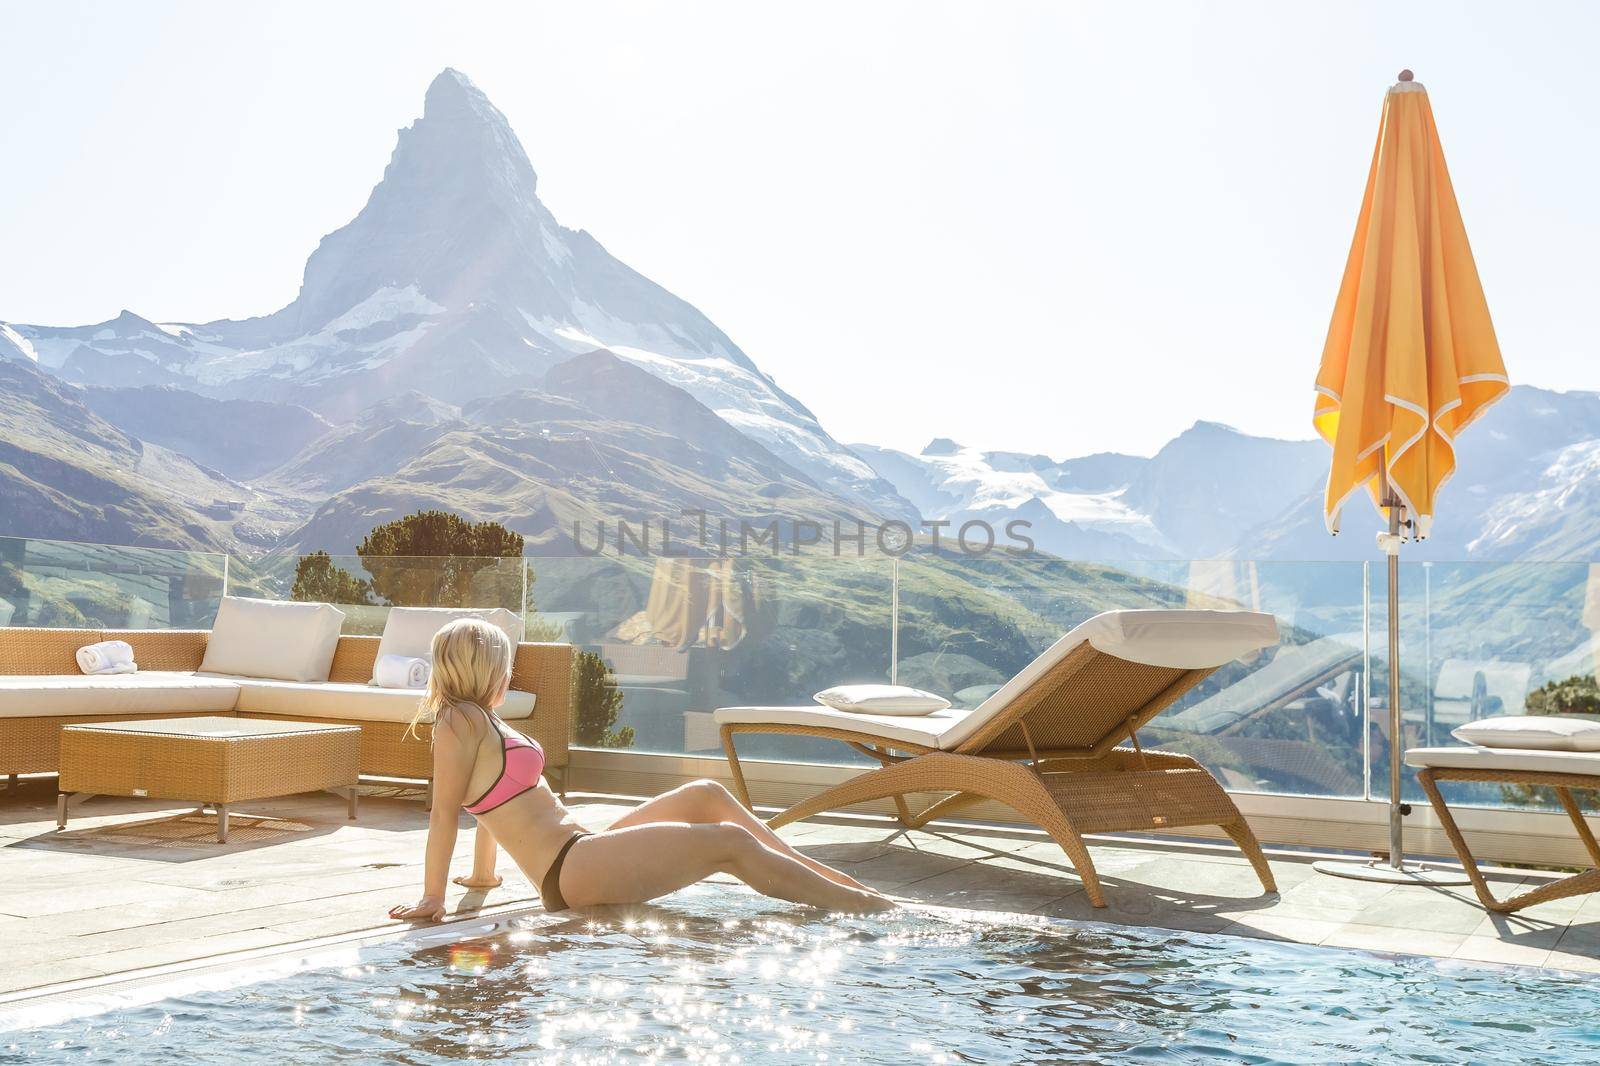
[
  {"x1": 716, "y1": 609, "x2": 1282, "y2": 908},
  {"x1": 1407, "y1": 745, "x2": 1600, "y2": 913}
]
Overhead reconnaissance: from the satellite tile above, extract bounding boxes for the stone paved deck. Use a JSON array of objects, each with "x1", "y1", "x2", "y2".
[{"x1": 1, "y1": 777, "x2": 1597, "y2": 999}]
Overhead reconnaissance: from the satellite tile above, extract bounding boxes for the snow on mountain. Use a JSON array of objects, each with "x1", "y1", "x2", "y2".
[
  {"x1": 851, "y1": 439, "x2": 1175, "y2": 558},
  {"x1": 0, "y1": 323, "x2": 38, "y2": 364},
  {"x1": 1468, "y1": 439, "x2": 1600, "y2": 559},
  {"x1": 2, "y1": 68, "x2": 908, "y2": 517}
]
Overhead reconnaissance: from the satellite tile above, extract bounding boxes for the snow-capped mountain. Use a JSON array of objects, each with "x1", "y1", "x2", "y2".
[
  {"x1": 853, "y1": 426, "x2": 1328, "y2": 561},
  {"x1": 854, "y1": 387, "x2": 1600, "y2": 561},
  {"x1": 1, "y1": 69, "x2": 906, "y2": 517},
  {"x1": 1117, "y1": 422, "x2": 1327, "y2": 557}
]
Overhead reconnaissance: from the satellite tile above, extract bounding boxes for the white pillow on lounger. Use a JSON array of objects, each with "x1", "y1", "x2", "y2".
[
  {"x1": 1452, "y1": 715, "x2": 1600, "y2": 752},
  {"x1": 814, "y1": 684, "x2": 951, "y2": 716}
]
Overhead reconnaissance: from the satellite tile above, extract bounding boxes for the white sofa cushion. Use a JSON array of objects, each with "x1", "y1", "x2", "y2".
[
  {"x1": 199, "y1": 597, "x2": 345, "y2": 683},
  {"x1": 1451, "y1": 715, "x2": 1600, "y2": 752},
  {"x1": 207, "y1": 674, "x2": 536, "y2": 724},
  {"x1": 374, "y1": 607, "x2": 525, "y2": 680},
  {"x1": 714, "y1": 704, "x2": 969, "y2": 749},
  {"x1": 814, "y1": 684, "x2": 951, "y2": 716},
  {"x1": 0, "y1": 672, "x2": 242, "y2": 719}
]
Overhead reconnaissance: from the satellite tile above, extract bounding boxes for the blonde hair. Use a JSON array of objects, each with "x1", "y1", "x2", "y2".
[{"x1": 409, "y1": 617, "x2": 514, "y2": 739}]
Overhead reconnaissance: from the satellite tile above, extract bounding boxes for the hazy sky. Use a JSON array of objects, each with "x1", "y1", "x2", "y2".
[{"x1": 2, "y1": 1, "x2": 1596, "y2": 458}]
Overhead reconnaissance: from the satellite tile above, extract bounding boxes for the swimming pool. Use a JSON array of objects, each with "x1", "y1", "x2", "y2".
[{"x1": 3, "y1": 885, "x2": 1597, "y2": 1063}]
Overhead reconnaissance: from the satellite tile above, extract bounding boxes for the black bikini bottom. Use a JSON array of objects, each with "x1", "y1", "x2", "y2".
[{"x1": 540, "y1": 831, "x2": 588, "y2": 911}]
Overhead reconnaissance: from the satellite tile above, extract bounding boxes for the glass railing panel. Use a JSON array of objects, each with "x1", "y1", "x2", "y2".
[
  {"x1": 0, "y1": 535, "x2": 227, "y2": 630},
  {"x1": 1370, "y1": 560, "x2": 1598, "y2": 813},
  {"x1": 526, "y1": 553, "x2": 893, "y2": 762},
  {"x1": 6, "y1": 533, "x2": 1595, "y2": 820}
]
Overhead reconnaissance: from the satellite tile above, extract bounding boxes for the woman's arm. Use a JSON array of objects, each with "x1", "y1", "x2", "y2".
[
  {"x1": 454, "y1": 824, "x2": 502, "y2": 890},
  {"x1": 390, "y1": 710, "x2": 478, "y2": 921}
]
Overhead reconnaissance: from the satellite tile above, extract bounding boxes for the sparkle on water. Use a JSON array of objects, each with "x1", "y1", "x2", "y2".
[{"x1": 4, "y1": 883, "x2": 1597, "y2": 1064}]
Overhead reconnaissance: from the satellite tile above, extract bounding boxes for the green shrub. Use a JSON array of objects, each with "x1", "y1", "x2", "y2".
[
  {"x1": 1525, "y1": 675, "x2": 1600, "y2": 717},
  {"x1": 573, "y1": 650, "x2": 632, "y2": 749},
  {"x1": 290, "y1": 551, "x2": 375, "y2": 605},
  {"x1": 357, "y1": 511, "x2": 523, "y2": 608}
]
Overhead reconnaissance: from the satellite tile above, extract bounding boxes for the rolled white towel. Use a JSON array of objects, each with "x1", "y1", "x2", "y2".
[
  {"x1": 76, "y1": 640, "x2": 136, "y2": 675},
  {"x1": 373, "y1": 653, "x2": 430, "y2": 689}
]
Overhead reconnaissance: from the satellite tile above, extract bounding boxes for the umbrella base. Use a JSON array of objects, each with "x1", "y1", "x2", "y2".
[{"x1": 1312, "y1": 858, "x2": 1472, "y2": 886}]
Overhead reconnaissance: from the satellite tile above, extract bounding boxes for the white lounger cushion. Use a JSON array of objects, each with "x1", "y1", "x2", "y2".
[
  {"x1": 935, "y1": 609, "x2": 1278, "y2": 751},
  {"x1": 717, "y1": 609, "x2": 1280, "y2": 752},
  {"x1": 1405, "y1": 746, "x2": 1600, "y2": 774},
  {"x1": 715, "y1": 704, "x2": 970, "y2": 749},
  {"x1": 1072, "y1": 609, "x2": 1280, "y2": 670},
  {"x1": 0, "y1": 672, "x2": 242, "y2": 719},
  {"x1": 203, "y1": 674, "x2": 536, "y2": 724}
]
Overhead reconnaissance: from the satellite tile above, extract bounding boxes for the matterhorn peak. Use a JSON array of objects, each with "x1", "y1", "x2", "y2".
[
  {"x1": 407, "y1": 67, "x2": 538, "y2": 197},
  {"x1": 422, "y1": 68, "x2": 503, "y2": 130}
]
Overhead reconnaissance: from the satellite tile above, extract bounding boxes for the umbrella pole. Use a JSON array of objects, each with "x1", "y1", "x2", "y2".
[
  {"x1": 1313, "y1": 479, "x2": 1471, "y2": 886},
  {"x1": 1384, "y1": 496, "x2": 1404, "y2": 869}
]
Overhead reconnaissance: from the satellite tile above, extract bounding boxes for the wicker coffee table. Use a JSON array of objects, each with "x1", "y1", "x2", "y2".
[{"x1": 56, "y1": 716, "x2": 361, "y2": 843}]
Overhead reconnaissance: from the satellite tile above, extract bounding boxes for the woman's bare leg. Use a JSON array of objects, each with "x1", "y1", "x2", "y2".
[
  {"x1": 606, "y1": 781, "x2": 880, "y2": 894},
  {"x1": 558, "y1": 821, "x2": 892, "y2": 912}
]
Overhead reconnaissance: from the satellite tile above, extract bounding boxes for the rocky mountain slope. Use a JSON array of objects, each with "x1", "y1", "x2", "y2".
[
  {"x1": 0, "y1": 360, "x2": 296, "y2": 551},
  {"x1": 79, "y1": 386, "x2": 333, "y2": 480},
  {"x1": 279, "y1": 349, "x2": 856, "y2": 554}
]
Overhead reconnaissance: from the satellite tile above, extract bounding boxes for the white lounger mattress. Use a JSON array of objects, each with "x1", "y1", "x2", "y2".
[
  {"x1": 1405, "y1": 745, "x2": 1600, "y2": 774},
  {"x1": 715, "y1": 609, "x2": 1280, "y2": 752},
  {"x1": 714, "y1": 705, "x2": 971, "y2": 749}
]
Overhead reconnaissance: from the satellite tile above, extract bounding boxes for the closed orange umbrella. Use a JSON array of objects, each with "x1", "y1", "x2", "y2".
[
  {"x1": 1313, "y1": 71, "x2": 1508, "y2": 886},
  {"x1": 1314, "y1": 71, "x2": 1509, "y2": 538}
]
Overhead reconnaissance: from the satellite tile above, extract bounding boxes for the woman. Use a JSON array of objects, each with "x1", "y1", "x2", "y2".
[{"x1": 389, "y1": 618, "x2": 893, "y2": 921}]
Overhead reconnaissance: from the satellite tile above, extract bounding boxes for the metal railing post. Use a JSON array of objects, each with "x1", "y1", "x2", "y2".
[
  {"x1": 1361, "y1": 559, "x2": 1371, "y2": 802},
  {"x1": 890, "y1": 556, "x2": 900, "y2": 685}
]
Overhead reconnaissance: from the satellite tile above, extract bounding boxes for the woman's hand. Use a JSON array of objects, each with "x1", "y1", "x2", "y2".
[
  {"x1": 389, "y1": 894, "x2": 447, "y2": 922},
  {"x1": 452, "y1": 873, "x2": 503, "y2": 890}
]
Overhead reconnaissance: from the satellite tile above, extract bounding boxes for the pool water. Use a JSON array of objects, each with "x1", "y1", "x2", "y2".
[{"x1": 4, "y1": 885, "x2": 1597, "y2": 1064}]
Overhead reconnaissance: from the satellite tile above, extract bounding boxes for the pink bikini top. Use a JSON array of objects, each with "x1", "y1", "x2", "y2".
[{"x1": 462, "y1": 715, "x2": 546, "y2": 815}]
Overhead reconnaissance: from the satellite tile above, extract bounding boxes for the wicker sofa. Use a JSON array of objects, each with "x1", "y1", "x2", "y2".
[{"x1": 0, "y1": 627, "x2": 573, "y2": 792}]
